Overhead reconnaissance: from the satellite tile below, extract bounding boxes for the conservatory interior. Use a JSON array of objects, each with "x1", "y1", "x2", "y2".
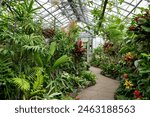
[{"x1": 0, "y1": 0, "x2": 150, "y2": 100}]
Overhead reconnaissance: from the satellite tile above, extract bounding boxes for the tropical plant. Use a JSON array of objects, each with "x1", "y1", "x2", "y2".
[
  {"x1": 127, "y1": 7, "x2": 150, "y2": 53},
  {"x1": 0, "y1": 58, "x2": 15, "y2": 99},
  {"x1": 115, "y1": 7, "x2": 150, "y2": 100},
  {"x1": 45, "y1": 72, "x2": 88, "y2": 99},
  {"x1": 80, "y1": 71, "x2": 96, "y2": 86},
  {"x1": 0, "y1": 0, "x2": 73, "y2": 100}
]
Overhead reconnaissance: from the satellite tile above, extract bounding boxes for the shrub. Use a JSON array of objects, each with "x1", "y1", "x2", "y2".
[{"x1": 80, "y1": 71, "x2": 96, "y2": 86}]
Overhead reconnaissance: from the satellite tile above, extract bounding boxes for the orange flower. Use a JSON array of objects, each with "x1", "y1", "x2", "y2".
[
  {"x1": 124, "y1": 52, "x2": 134, "y2": 62},
  {"x1": 123, "y1": 73, "x2": 128, "y2": 79}
]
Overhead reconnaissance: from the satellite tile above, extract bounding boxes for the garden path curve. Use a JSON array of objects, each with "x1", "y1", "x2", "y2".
[{"x1": 78, "y1": 67, "x2": 119, "y2": 100}]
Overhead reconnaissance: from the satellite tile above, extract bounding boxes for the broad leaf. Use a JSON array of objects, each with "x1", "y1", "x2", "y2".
[
  {"x1": 34, "y1": 53, "x2": 43, "y2": 67},
  {"x1": 141, "y1": 26, "x2": 150, "y2": 32},
  {"x1": 52, "y1": 55, "x2": 70, "y2": 69},
  {"x1": 47, "y1": 42, "x2": 56, "y2": 62}
]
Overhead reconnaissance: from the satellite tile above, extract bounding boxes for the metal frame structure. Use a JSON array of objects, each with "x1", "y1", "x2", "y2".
[
  {"x1": 34, "y1": 0, "x2": 149, "y2": 29},
  {"x1": 0, "y1": 0, "x2": 149, "y2": 28}
]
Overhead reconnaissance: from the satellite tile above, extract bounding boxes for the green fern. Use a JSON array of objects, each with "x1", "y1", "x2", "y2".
[
  {"x1": 23, "y1": 45, "x2": 42, "y2": 52},
  {"x1": 12, "y1": 77, "x2": 30, "y2": 92},
  {"x1": 0, "y1": 58, "x2": 14, "y2": 99},
  {"x1": 33, "y1": 67, "x2": 44, "y2": 90},
  {"x1": 0, "y1": 58, "x2": 14, "y2": 79}
]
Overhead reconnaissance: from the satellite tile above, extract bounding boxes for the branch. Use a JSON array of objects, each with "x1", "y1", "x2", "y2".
[{"x1": 98, "y1": 0, "x2": 108, "y2": 28}]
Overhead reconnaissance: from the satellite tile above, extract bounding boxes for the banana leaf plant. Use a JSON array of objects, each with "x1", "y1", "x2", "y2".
[{"x1": 34, "y1": 41, "x2": 70, "y2": 79}]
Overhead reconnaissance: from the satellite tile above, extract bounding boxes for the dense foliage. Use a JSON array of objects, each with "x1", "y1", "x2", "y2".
[
  {"x1": 91, "y1": 6, "x2": 150, "y2": 100},
  {"x1": 0, "y1": 0, "x2": 96, "y2": 100}
]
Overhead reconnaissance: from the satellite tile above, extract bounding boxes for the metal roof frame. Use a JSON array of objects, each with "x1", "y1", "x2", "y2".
[{"x1": 33, "y1": 0, "x2": 149, "y2": 29}]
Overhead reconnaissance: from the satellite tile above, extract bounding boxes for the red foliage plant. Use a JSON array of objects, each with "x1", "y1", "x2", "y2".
[
  {"x1": 128, "y1": 26, "x2": 137, "y2": 31},
  {"x1": 133, "y1": 90, "x2": 142, "y2": 99},
  {"x1": 74, "y1": 39, "x2": 86, "y2": 55}
]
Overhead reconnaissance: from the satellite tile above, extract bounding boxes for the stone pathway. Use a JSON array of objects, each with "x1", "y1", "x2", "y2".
[{"x1": 78, "y1": 67, "x2": 119, "y2": 100}]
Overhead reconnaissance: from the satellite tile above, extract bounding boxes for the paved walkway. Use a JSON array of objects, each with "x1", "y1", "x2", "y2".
[{"x1": 78, "y1": 67, "x2": 119, "y2": 100}]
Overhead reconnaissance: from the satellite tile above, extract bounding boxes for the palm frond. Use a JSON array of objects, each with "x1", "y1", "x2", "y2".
[
  {"x1": 12, "y1": 77, "x2": 30, "y2": 92},
  {"x1": 23, "y1": 45, "x2": 41, "y2": 52}
]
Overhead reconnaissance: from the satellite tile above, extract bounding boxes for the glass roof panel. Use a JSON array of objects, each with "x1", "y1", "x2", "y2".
[
  {"x1": 34, "y1": 0, "x2": 149, "y2": 28},
  {"x1": 38, "y1": 0, "x2": 48, "y2": 4},
  {"x1": 44, "y1": 16, "x2": 53, "y2": 22}
]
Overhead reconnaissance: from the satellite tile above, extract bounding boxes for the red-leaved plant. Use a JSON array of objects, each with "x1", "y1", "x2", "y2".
[{"x1": 133, "y1": 90, "x2": 142, "y2": 99}]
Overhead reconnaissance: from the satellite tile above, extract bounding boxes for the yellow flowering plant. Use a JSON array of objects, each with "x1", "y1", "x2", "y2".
[{"x1": 124, "y1": 79, "x2": 134, "y2": 89}]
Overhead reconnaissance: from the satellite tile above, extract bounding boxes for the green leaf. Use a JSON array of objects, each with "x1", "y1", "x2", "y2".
[
  {"x1": 116, "y1": 18, "x2": 121, "y2": 24},
  {"x1": 47, "y1": 42, "x2": 56, "y2": 62},
  {"x1": 28, "y1": 0, "x2": 34, "y2": 12},
  {"x1": 3, "y1": 49, "x2": 8, "y2": 55},
  {"x1": 141, "y1": 26, "x2": 150, "y2": 32},
  {"x1": 33, "y1": 67, "x2": 44, "y2": 90},
  {"x1": 141, "y1": 53, "x2": 150, "y2": 58},
  {"x1": 13, "y1": 78, "x2": 30, "y2": 92},
  {"x1": 52, "y1": 55, "x2": 70, "y2": 69},
  {"x1": 31, "y1": 7, "x2": 42, "y2": 13},
  {"x1": 34, "y1": 53, "x2": 43, "y2": 67},
  {"x1": 23, "y1": 45, "x2": 41, "y2": 52},
  {"x1": 119, "y1": 24, "x2": 125, "y2": 30},
  {"x1": 48, "y1": 93, "x2": 62, "y2": 98},
  {"x1": 119, "y1": 0, "x2": 124, "y2": 4},
  {"x1": 138, "y1": 68, "x2": 150, "y2": 74},
  {"x1": 43, "y1": 92, "x2": 62, "y2": 100},
  {"x1": 30, "y1": 89, "x2": 46, "y2": 96}
]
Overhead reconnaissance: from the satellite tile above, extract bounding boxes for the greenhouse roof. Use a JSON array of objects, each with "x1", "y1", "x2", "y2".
[{"x1": 34, "y1": 0, "x2": 149, "y2": 28}]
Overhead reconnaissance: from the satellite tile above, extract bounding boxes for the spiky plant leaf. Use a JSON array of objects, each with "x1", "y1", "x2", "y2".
[{"x1": 28, "y1": 0, "x2": 34, "y2": 13}]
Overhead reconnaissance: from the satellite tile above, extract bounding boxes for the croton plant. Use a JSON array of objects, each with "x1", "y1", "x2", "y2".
[
  {"x1": 74, "y1": 39, "x2": 86, "y2": 56},
  {"x1": 116, "y1": 7, "x2": 150, "y2": 100},
  {"x1": 128, "y1": 8, "x2": 150, "y2": 33},
  {"x1": 128, "y1": 7, "x2": 150, "y2": 53}
]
